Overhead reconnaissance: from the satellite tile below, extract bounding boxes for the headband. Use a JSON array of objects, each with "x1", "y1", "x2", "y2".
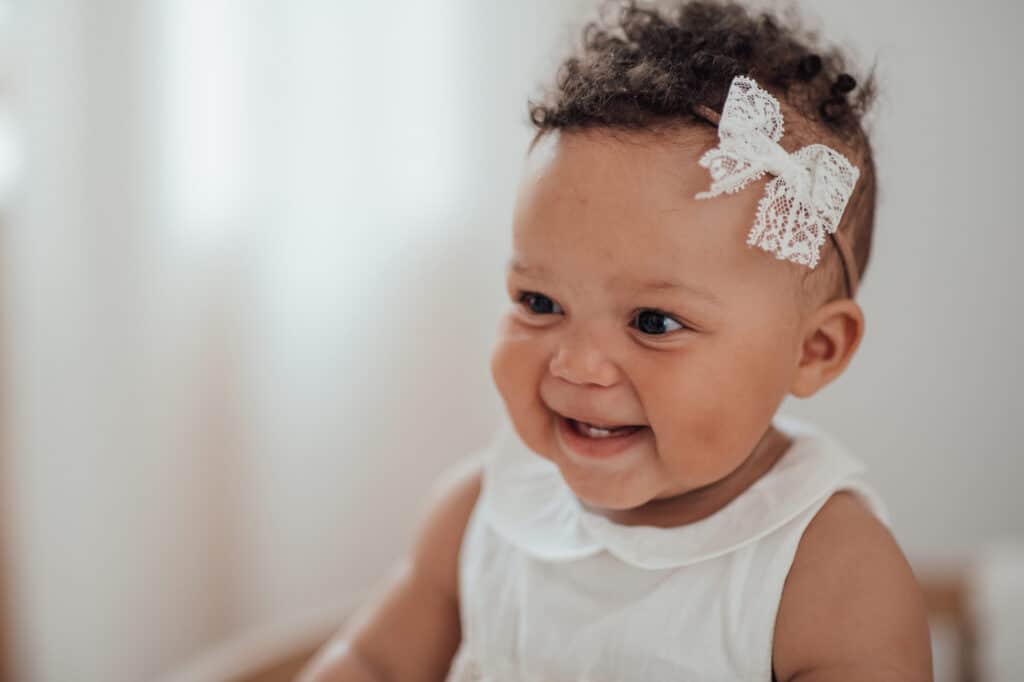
[{"x1": 692, "y1": 76, "x2": 860, "y2": 298}]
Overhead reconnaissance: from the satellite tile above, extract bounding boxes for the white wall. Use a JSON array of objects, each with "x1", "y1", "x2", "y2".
[
  {"x1": 2, "y1": 1, "x2": 591, "y2": 680},
  {"x1": 0, "y1": 1, "x2": 1020, "y2": 681},
  {"x1": 766, "y1": 0, "x2": 1024, "y2": 563}
]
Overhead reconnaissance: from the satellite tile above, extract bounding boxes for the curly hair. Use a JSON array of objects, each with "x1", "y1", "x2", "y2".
[{"x1": 527, "y1": 0, "x2": 878, "y2": 305}]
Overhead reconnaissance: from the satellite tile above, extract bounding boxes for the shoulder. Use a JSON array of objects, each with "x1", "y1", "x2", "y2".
[
  {"x1": 410, "y1": 456, "x2": 483, "y2": 599},
  {"x1": 302, "y1": 457, "x2": 481, "y2": 681},
  {"x1": 771, "y1": 491, "x2": 933, "y2": 682}
]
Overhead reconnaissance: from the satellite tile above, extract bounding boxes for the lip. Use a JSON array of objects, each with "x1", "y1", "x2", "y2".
[
  {"x1": 554, "y1": 408, "x2": 644, "y2": 431},
  {"x1": 555, "y1": 414, "x2": 650, "y2": 460}
]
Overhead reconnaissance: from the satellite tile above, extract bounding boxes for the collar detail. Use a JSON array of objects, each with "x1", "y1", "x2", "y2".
[{"x1": 478, "y1": 414, "x2": 888, "y2": 569}]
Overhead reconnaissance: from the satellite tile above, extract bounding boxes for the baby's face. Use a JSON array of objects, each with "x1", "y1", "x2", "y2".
[{"x1": 490, "y1": 128, "x2": 810, "y2": 511}]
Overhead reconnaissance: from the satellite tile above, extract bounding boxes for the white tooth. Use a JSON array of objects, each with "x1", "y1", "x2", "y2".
[{"x1": 580, "y1": 422, "x2": 617, "y2": 438}]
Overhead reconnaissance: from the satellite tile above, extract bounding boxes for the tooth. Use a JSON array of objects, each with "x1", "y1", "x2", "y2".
[{"x1": 577, "y1": 421, "x2": 620, "y2": 438}]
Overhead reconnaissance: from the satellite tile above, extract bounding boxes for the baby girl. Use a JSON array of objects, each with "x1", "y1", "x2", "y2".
[{"x1": 300, "y1": 0, "x2": 933, "y2": 679}]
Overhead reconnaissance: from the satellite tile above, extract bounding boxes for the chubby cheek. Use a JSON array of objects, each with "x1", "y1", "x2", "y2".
[
  {"x1": 647, "y1": 338, "x2": 792, "y2": 489},
  {"x1": 489, "y1": 315, "x2": 554, "y2": 458},
  {"x1": 642, "y1": 369, "x2": 731, "y2": 488}
]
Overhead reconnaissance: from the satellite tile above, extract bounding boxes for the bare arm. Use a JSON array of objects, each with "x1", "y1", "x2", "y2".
[
  {"x1": 772, "y1": 491, "x2": 933, "y2": 682},
  {"x1": 297, "y1": 463, "x2": 482, "y2": 682}
]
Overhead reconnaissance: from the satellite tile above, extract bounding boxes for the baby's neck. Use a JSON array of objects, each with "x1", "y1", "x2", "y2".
[{"x1": 581, "y1": 425, "x2": 794, "y2": 528}]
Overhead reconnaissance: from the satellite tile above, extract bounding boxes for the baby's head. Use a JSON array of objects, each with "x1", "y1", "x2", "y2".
[{"x1": 490, "y1": 0, "x2": 878, "y2": 512}]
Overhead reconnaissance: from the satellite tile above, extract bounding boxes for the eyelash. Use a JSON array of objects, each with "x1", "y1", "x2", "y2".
[{"x1": 515, "y1": 291, "x2": 692, "y2": 337}]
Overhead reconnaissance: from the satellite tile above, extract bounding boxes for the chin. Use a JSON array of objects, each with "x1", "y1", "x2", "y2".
[{"x1": 556, "y1": 467, "x2": 654, "y2": 512}]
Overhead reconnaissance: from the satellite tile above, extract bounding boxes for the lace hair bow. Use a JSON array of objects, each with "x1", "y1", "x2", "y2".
[{"x1": 695, "y1": 75, "x2": 860, "y2": 273}]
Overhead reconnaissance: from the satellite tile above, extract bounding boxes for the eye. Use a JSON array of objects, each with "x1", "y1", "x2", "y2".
[
  {"x1": 632, "y1": 309, "x2": 688, "y2": 336},
  {"x1": 516, "y1": 291, "x2": 563, "y2": 315}
]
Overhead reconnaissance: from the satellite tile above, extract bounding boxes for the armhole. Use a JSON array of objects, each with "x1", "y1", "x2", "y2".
[
  {"x1": 763, "y1": 491, "x2": 837, "y2": 679},
  {"x1": 411, "y1": 455, "x2": 483, "y2": 606},
  {"x1": 835, "y1": 478, "x2": 891, "y2": 528},
  {"x1": 769, "y1": 480, "x2": 891, "y2": 681},
  {"x1": 441, "y1": 452, "x2": 486, "y2": 606}
]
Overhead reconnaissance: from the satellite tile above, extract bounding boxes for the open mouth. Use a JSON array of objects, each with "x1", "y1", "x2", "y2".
[
  {"x1": 567, "y1": 418, "x2": 644, "y2": 439},
  {"x1": 556, "y1": 414, "x2": 650, "y2": 460}
]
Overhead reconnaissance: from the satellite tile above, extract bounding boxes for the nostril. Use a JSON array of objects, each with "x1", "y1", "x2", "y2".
[{"x1": 549, "y1": 349, "x2": 618, "y2": 388}]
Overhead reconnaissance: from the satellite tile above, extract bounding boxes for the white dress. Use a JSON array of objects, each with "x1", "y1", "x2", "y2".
[{"x1": 444, "y1": 413, "x2": 889, "y2": 682}]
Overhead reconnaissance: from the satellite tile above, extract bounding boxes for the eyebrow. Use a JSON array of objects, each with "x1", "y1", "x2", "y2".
[{"x1": 507, "y1": 259, "x2": 720, "y2": 304}]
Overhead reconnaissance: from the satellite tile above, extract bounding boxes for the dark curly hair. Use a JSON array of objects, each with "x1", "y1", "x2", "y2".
[{"x1": 527, "y1": 0, "x2": 878, "y2": 304}]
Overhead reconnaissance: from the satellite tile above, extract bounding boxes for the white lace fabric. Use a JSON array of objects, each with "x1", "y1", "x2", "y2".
[{"x1": 696, "y1": 75, "x2": 860, "y2": 269}]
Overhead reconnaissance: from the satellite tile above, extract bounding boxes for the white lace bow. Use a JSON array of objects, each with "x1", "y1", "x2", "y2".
[{"x1": 696, "y1": 75, "x2": 860, "y2": 269}]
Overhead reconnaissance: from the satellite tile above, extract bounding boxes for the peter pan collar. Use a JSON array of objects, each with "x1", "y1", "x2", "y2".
[{"x1": 478, "y1": 413, "x2": 888, "y2": 570}]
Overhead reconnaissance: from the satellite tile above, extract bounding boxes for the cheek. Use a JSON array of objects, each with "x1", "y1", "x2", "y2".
[
  {"x1": 643, "y1": 337, "x2": 792, "y2": 484},
  {"x1": 490, "y1": 315, "x2": 548, "y2": 429},
  {"x1": 646, "y1": 362, "x2": 729, "y2": 481}
]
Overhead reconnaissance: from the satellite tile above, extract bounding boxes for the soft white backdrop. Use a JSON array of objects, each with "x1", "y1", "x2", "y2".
[{"x1": 0, "y1": 1, "x2": 1020, "y2": 680}]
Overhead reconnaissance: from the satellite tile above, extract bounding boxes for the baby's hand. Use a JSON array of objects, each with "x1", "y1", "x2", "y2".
[{"x1": 297, "y1": 463, "x2": 481, "y2": 682}]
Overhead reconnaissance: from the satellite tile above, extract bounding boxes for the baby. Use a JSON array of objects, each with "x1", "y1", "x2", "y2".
[{"x1": 300, "y1": 0, "x2": 932, "y2": 680}]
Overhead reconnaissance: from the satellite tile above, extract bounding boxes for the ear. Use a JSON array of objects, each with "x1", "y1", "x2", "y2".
[{"x1": 789, "y1": 299, "x2": 865, "y2": 398}]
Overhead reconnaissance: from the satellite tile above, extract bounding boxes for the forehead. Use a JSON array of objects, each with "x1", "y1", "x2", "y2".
[{"x1": 511, "y1": 128, "x2": 795, "y2": 297}]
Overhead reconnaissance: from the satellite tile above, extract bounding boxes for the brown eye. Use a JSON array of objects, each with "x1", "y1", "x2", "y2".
[
  {"x1": 633, "y1": 309, "x2": 686, "y2": 336},
  {"x1": 517, "y1": 291, "x2": 563, "y2": 315}
]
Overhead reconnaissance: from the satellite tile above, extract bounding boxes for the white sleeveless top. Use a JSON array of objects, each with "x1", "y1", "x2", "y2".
[{"x1": 444, "y1": 414, "x2": 890, "y2": 682}]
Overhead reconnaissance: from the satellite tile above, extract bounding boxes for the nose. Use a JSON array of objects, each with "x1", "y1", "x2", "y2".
[{"x1": 548, "y1": 325, "x2": 620, "y2": 387}]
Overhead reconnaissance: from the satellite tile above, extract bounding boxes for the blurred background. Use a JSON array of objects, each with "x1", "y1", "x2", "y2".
[{"x1": 0, "y1": 0, "x2": 1020, "y2": 680}]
